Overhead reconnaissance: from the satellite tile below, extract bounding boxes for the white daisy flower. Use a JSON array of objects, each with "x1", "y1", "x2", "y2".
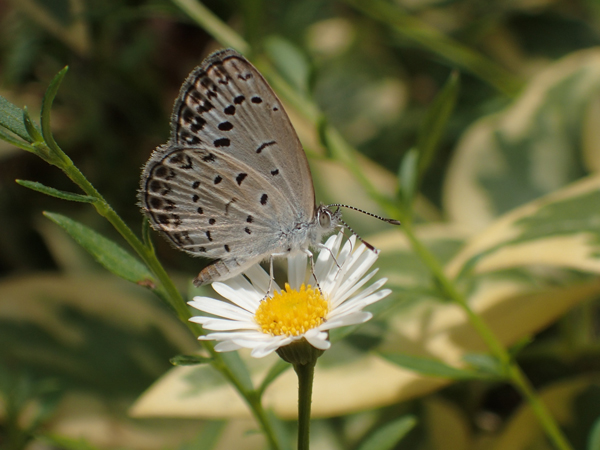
[{"x1": 188, "y1": 232, "x2": 391, "y2": 359}]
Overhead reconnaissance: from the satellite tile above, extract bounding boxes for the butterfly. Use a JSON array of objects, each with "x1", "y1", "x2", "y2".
[{"x1": 139, "y1": 49, "x2": 399, "y2": 286}]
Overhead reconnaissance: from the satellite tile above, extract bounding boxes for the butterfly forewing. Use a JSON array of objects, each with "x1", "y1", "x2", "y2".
[
  {"x1": 173, "y1": 49, "x2": 315, "y2": 214},
  {"x1": 140, "y1": 49, "x2": 317, "y2": 282}
]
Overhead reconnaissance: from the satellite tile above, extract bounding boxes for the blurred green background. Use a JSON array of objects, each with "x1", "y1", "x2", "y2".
[{"x1": 2, "y1": 0, "x2": 600, "y2": 449}]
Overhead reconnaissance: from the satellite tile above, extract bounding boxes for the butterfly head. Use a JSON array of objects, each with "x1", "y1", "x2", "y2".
[{"x1": 316, "y1": 204, "x2": 342, "y2": 233}]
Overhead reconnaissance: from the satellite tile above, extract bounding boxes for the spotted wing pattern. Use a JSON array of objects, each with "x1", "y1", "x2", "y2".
[{"x1": 140, "y1": 49, "x2": 316, "y2": 284}]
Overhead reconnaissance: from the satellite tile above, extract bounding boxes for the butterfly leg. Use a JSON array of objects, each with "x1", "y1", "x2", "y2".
[
  {"x1": 316, "y1": 243, "x2": 342, "y2": 273},
  {"x1": 302, "y1": 249, "x2": 325, "y2": 294}
]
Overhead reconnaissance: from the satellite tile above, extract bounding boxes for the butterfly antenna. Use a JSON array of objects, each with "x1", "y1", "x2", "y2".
[
  {"x1": 337, "y1": 217, "x2": 378, "y2": 253},
  {"x1": 327, "y1": 204, "x2": 401, "y2": 226}
]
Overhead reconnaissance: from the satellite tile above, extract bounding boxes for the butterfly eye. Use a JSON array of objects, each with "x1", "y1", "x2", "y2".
[{"x1": 319, "y1": 210, "x2": 331, "y2": 229}]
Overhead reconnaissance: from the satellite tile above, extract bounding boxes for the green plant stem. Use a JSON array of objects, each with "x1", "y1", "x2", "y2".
[
  {"x1": 294, "y1": 361, "x2": 316, "y2": 450},
  {"x1": 171, "y1": 0, "x2": 250, "y2": 54},
  {"x1": 399, "y1": 217, "x2": 573, "y2": 450},
  {"x1": 34, "y1": 140, "x2": 281, "y2": 450}
]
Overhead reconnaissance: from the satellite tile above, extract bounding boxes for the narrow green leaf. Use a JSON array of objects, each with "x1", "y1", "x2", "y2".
[
  {"x1": 462, "y1": 353, "x2": 506, "y2": 378},
  {"x1": 142, "y1": 217, "x2": 154, "y2": 251},
  {"x1": 16, "y1": 180, "x2": 96, "y2": 203},
  {"x1": 0, "y1": 95, "x2": 32, "y2": 142},
  {"x1": 587, "y1": 416, "x2": 600, "y2": 450},
  {"x1": 398, "y1": 147, "x2": 419, "y2": 209},
  {"x1": 23, "y1": 107, "x2": 43, "y2": 143},
  {"x1": 220, "y1": 351, "x2": 255, "y2": 392},
  {"x1": 41, "y1": 67, "x2": 68, "y2": 153},
  {"x1": 258, "y1": 359, "x2": 290, "y2": 395},
  {"x1": 356, "y1": 416, "x2": 417, "y2": 450},
  {"x1": 0, "y1": 127, "x2": 35, "y2": 151},
  {"x1": 417, "y1": 70, "x2": 459, "y2": 176},
  {"x1": 264, "y1": 37, "x2": 310, "y2": 94},
  {"x1": 43, "y1": 212, "x2": 155, "y2": 285},
  {"x1": 170, "y1": 354, "x2": 212, "y2": 366},
  {"x1": 380, "y1": 352, "x2": 482, "y2": 379}
]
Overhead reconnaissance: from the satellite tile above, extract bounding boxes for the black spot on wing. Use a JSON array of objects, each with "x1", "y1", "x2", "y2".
[
  {"x1": 236, "y1": 173, "x2": 247, "y2": 185},
  {"x1": 218, "y1": 121, "x2": 233, "y2": 131},
  {"x1": 260, "y1": 194, "x2": 268, "y2": 205},
  {"x1": 256, "y1": 141, "x2": 276, "y2": 154},
  {"x1": 214, "y1": 138, "x2": 230, "y2": 147}
]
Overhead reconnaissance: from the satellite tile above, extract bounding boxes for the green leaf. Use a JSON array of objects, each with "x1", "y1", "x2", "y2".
[
  {"x1": 170, "y1": 354, "x2": 212, "y2": 366},
  {"x1": 587, "y1": 416, "x2": 600, "y2": 450},
  {"x1": 356, "y1": 416, "x2": 417, "y2": 450},
  {"x1": 38, "y1": 434, "x2": 102, "y2": 450},
  {"x1": 0, "y1": 94, "x2": 32, "y2": 142},
  {"x1": 43, "y1": 212, "x2": 155, "y2": 285},
  {"x1": 462, "y1": 353, "x2": 505, "y2": 378},
  {"x1": 220, "y1": 351, "x2": 255, "y2": 393},
  {"x1": 23, "y1": 107, "x2": 43, "y2": 143},
  {"x1": 41, "y1": 66, "x2": 68, "y2": 153},
  {"x1": 16, "y1": 180, "x2": 96, "y2": 203},
  {"x1": 0, "y1": 126, "x2": 35, "y2": 151},
  {"x1": 264, "y1": 37, "x2": 310, "y2": 94},
  {"x1": 178, "y1": 421, "x2": 225, "y2": 450},
  {"x1": 142, "y1": 217, "x2": 154, "y2": 251},
  {"x1": 417, "y1": 70, "x2": 459, "y2": 176},
  {"x1": 380, "y1": 352, "x2": 483, "y2": 380},
  {"x1": 258, "y1": 359, "x2": 290, "y2": 395},
  {"x1": 398, "y1": 147, "x2": 419, "y2": 210}
]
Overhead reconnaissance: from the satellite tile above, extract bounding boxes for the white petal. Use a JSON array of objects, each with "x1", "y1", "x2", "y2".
[
  {"x1": 193, "y1": 317, "x2": 259, "y2": 331},
  {"x1": 189, "y1": 298, "x2": 253, "y2": 321},
  {"x1": 329, "y1": 268, "x2": 378, "y2": 309},
  {"x1": 321, "y1": 311, "x2": 373, "y2": 330},
  {"x1": 304, "y1": 329, "x2": 331, "y2": 350},
  {"x1": 313, "y1": 234, "x2": 343, "y2": 282},
  {"x1": 321, "y1": 240, "x2": 368, "y2": 295},
  {"x1": 342, "y1": 278, "x2": 389, "y2": 307},
  {"x1": 198, "y1": 330, "x2": 262, "y2": 342},
  {"x1": 305, "y1": 333, "x2": 331, "y2": 350},
  {"x1": 363, "y1": 288, "x2": 392, "y2": 305},
  {"x1": 211, "y1": 280, "x2": 261, "y2": 312},
  {"x1": 287, "y1": 253, "x2": 308, "y2": 290},
  {"x1": 214, "y1": 340, "x2": 244, "y2": 352},
  {"x1": 243, "y1": 263, "x2": 280, "y2": 295},
  {"x1": 330, "y1": 247, "x2": 375, "y2": 299}
]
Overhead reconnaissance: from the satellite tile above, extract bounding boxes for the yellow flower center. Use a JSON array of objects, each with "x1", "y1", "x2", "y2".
[{"x1": 255, "y1": 283, "x2": 329, "y2": 336}]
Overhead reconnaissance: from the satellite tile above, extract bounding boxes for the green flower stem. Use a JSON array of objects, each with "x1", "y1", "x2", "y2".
[
  {"x1": 33, "y1": 139, "x2": 282, "y2": 450},
  {"x1": 294, "y1": 360, "x2": 316, "y2": 450},
  {"x1": 398, "y1": 217, "x2": 573, "y2": 450}
]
